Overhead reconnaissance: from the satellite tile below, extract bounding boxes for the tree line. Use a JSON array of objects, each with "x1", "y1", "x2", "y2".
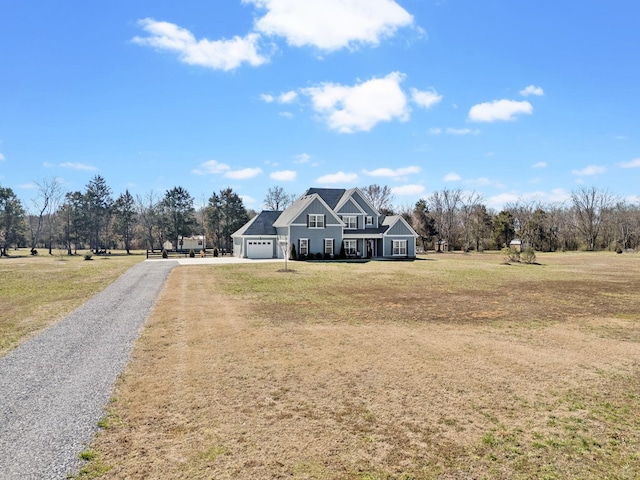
[
  {"x1": 407, "y1": 186, "x2": 640, "y2": 253},
  {"x1": 1, "y1": 179, "x2": 639, "y2": 256},
  {"x1": 350, "y1": 184, "x2": 639, "y2": 253},
  {"x1": 0, "y1": 175, "x2": 249, "y2": 256}
]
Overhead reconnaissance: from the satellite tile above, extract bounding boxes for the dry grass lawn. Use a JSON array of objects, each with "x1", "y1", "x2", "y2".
[
  {"x1": 0, "y1": 249, "x2": 144, "y2": 356},
  {"x1": 82, "y1": 252, "x2": 640, "y2": 479}
]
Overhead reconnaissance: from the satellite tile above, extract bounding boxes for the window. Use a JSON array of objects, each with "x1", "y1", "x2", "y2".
[
  {"x1": 308, "y1": 214, "x2": 324, "y2": 228},
  {"x1": 343, "y1": 239, "x2": 357, "y2": 256},
  {"x1": 299, "y1": 238, "x2": 309, "y2": 256},
  {"x1": 365, "y1": 216, "x2": 373, "y2": 226},
  {"x1": 324, "y1": 238, "x2": 334, "y2": 256},
  {"x1": 343, "y1": 216, "x2": 357, "y2": 229},
  {"x1": 392, "y1": 240, "x2": 407, "y2": 256}
]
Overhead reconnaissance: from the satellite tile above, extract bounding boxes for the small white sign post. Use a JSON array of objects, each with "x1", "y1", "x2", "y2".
[{"x1": 278, "y1": 239, "x2": 289, "y2": 271}]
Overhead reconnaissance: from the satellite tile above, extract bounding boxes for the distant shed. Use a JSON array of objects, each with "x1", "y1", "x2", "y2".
[{"x1": 509, "y1": 239, "x2": 522, "y2": 252}]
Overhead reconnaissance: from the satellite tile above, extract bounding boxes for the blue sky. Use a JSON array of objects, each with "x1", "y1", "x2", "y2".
[{"x1": 1, "y1": 0, "x2": 639, "y2": 212}]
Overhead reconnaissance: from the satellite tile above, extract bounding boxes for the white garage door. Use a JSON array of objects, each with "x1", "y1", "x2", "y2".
[{"x1": 247, "y1": 240, "x2": 273, "y2": 259}]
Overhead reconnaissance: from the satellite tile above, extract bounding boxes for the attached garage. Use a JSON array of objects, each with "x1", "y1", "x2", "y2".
[{"x1": 246, "y1": 240, "x2": 274, "y2": 259}]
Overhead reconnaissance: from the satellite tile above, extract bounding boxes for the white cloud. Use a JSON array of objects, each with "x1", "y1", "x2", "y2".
[
  {"x1": 468, "y1": 99, "x2": 533, "y2": 122},
  {"x1": 294, "y1": 153, "x2": 311, "y2": 164},
  {"x1": 411, "y1": 88, "x2": 442, "y2": 109},
  {"x1": 133, "y1": 18, "x2": 268, "y2": 71},
  {"x1": 520, "y1": 85, "x2": 544, "y2": 97},
  {"x1": 532, "y1": 161, "x2": 547, "y2": 168},
  {"x1": 465, "y1": 177, "x2": 505, "y2": 188},
  {"x1": 487, "y1": 188, "x2": 570, "y2": 210},
  {"x1": 446, "y1": 127, "x2": 479, "y2": 135},
  {"x1": 391, "y1": 184, "x2": 424, "y2": 196},
  {"x1": 225, "y1": 167, "x2": 263, "y2": 179},
  {"x1": 262, "y1": 90, "x2": 298, "y2": 104},
  {"x1": 316, "y1": 171, "x2": 358, "y2": 184},
  {"x1": 279, "y1": 111, "x2": 294, "y2": 119},
  {"x1": 192, "y1": 160, "x2": 231, "y2": 175},
  {"x1": 363, "y1": 166, "x2": 420, "y2": 178},
  {"x1": 572, "y1": 165, "x2": 606, "y2": 176},
  {"x1": 443, "y1": 172, "x2": 461, "y2": 182},
  {"x1": 278, "y1": 91, "x2": 298, "y2": 103},
  {"x1": 0, "y1": 153, "x2": 5, "y2": 161},
  {"x1": 302, "y1": 72, "x2": 410, "y2": 133},
  {"x1": 18, "y1": 182, "x2": 38, "y2": 190},
  {"x1": 618, "y1": 158, "x2": 640, "y2": 168},
  {"x1": 245, "y1": 0, "x2": 413, "y2": 52},
  {"x1": 240, "y1": 195, "x2": 257, "y2": 206},
  {"x1": 270, "y1": 170, "x2": 297, "y2": 181},
  {"x1": 60, "y1": 162, "x2": 97, "y2": 171},
  {"x1": 430, "y1": 127, "x2": 478, "y2": 135}
]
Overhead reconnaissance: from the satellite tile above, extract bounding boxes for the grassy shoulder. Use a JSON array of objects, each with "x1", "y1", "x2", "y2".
[
  {"x1": 76, "y1": 251, "x2": 640, "y2": 478},
  {"x1": 0, "y1": 248, "x2": 145, "y2": 356}
]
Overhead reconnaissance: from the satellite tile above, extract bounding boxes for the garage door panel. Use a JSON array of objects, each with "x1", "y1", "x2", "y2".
[{"x1": 247, "y1": 240, "x2": 273, "y2": 258}]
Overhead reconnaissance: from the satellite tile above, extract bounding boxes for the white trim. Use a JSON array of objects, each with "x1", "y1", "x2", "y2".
[
  {"x1": 336, "y1": 196, "x2": 367, "y2": 216},
  {"x1": 392, "y1": 239, "x2": 407, "y2": 256},
  {"x1": 342, "y1": 215, "x2": 357, "y2": 229},
  {"x1": 290, "y1": 222, "x2": 342, "y2": 227},
  {"x1": 324, "y1": 238, "x2": 334, "y2": 256},
  {"x1": 299, "y1": 238, "x2": 309, "y2": 256},
  {"x1": 308, "y1": 213, "x2": 325, "y2": 229},
  {"x1": 343, "y1": 239, "x2": 357, "y2": 256}
]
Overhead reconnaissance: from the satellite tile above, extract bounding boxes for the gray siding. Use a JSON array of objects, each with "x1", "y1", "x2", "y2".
[
  {"x1": 336, "y1": 200, "x2": 361, "y2": 215},
  {"x1": 293, "y1": 199, "x2": 336, "y2": 223},
  {"x1": 382, "y1": 237, "x2": 416, "y2": 257},
  {"x1": 387, "y1": 220, "x2": 414, "y2": 236},
  {"x1": 351, "y1": 190, "x2": 378, "y2": 218},
  {"x1": 290, "y1": 224, "x2": 342, "y2": 256},
  {"x1": 233, "y1": 237, "x2": 243, "y2": 257}
]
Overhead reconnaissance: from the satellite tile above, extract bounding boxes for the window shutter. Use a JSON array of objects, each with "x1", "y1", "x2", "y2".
[
  {"x1": 307, "y1": 214, "x2": 310, "y2": 227},
  {"x1": 323, "y1": 214, "x2": 326, "y2": 228}
]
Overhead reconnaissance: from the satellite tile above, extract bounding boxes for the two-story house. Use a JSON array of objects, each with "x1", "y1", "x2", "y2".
[{"x1": 232, "y1": 187, "x2": 418, "y2": 260}]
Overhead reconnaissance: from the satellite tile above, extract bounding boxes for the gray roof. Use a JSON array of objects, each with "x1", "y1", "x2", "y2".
[
  {"x1": 305, "y1": 188, "x2": 346, "y2": 210},
  {"x1": 344, "y1": 227, "x2": 389, "y2": 235},
  {"x1": 239, "y1": 210, "x2": 282, "y2": 236},
  {"x1": 272, "y1": 194, "x2": 316, "y2": 228}
]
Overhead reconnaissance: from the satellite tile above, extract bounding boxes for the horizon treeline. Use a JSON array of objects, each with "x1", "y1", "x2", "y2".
[{"x1": 1, "y1": 176, "x2": 639, "y2": 255}]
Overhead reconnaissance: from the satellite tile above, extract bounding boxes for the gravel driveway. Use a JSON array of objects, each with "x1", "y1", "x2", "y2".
[{"x1": 0, "y1": 260, "x2": 177, "y2": 479}]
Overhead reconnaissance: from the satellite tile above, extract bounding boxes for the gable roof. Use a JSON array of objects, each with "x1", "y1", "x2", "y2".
[
  {"x1": 272, "y1": 194, "x2": 316, "y2": 228},
  {"x1": 382, "y1": 215, "x2": 419, "y2": 237},
  {"x1": 334, "y1": 187, "x2": 379, "y2": 216},
  {"x1": 273, "y1": 192, "x2": 342, "y2": 228},
  {"x1": 304, "y1": 188, "x2": 346, "y2": 210},
  {"x1": 232, "y1": 210, "x2": 282, "y2": 237}
]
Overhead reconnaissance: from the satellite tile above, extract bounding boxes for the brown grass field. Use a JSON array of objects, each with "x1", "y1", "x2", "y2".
[
  {"x1": 70, "y1": 253, "x2": 639, "y2": 478},
  {"x1": 0, "y1": 249, "x2": 145, "y2": 357}
]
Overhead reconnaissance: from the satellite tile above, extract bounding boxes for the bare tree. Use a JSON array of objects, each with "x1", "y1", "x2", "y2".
[
  {"x1": 427, "y1": 188, "x2": 462, "y2": 251},
  {"x1": 571, "y1": 186, "x2": 614, "y2": 251},
  {"x1": 263, "y1": 186, "x2": 295, "y2": 211},
  {"x1": 136, "y1": 191, "x2": 161, "y2": 251},
  {"x1": 361, "y1": 184, "x2": 395, "y2": 214},
  {"x1": 30, "y1": 177, "x2": 63, "y2": 254},
  {"x1": 413, "y1": 199, "x2": 437, "y2": 251},
  {"x1": 459, "y1": 191, "x2": 483, "y2": 251},
  {"x1": 609, "y1": 201, "x2": 640, "y2": 251}
]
